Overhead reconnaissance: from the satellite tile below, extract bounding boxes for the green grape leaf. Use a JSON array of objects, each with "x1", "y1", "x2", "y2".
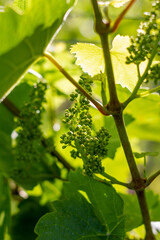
[
  {"x1": 120, "y1": 193, "x2": 142, "y2": 232},
  {"x1": 35, "y1": 170, "x2": 125, "y2": 240},
  {"x1": 0, "y1": 0, "x2": 13, "y2": 6},
  {"x1": 156, "y1": 233, "x2": 160, "y2": 240},
  {"x1": 0, "y1": 0, "x2": 76, "y2": 100},
  {"x1": 0, "y1": 174, "x2": 11, "y2": 239},
  {"x1": 13, "y1": 0, "x2": 29, "y2": 12},
  {"x1": 98, "y1": 0, "x2": 130, "y2": 8},
  {"x1": 126, "y1": 94, "x2": 160, "y2": 142},
  {"x1": 134, "y1": 152, "x2": 159, "y2": 158},
  {"x1": 71, "y1": 43, "x2": 104, "y2": 77},
  {"x1": 109, "y1": 0, "x2": 130, "y2": 8},
  {"x1": 71, "y1": 35, "x2": 138, "y2": 91},
  {"x1": 11, "y1": 198, "x2": 51, "y2": 240},
  {"x1": 120, "y1": 191, "x2": 160, "y2": 232}
]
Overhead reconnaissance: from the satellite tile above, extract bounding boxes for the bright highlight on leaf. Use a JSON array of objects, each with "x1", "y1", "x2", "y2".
[
  {"x1": 110, "y1": 0, "x2": 130, "y2": 7},
  {"x1": 71, "y1": 43, "x2": 104, "y2": 76},
  {"x1": 71, "y1": 35, "x2": 138, "y2": 91},
  {"x1": 0, "y1": 0, "x2": 75, "y2": 56},
  {"x1": 98, "y1": 0, "x2": 130, "y2": 8},
  {"x1": 0, "y1": 0, "x2": 76, "y2": 100}
]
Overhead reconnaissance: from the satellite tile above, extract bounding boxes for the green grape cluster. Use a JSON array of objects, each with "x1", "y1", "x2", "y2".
[
  {"x1": 13, "y1": 80, "x2": 49, "y2": 187},
  {"x1": 126, "y1": 0, "x2": 160, "y2": 65},
  {"x1": 146, "y1": 63, "x2": 160, "y2": 84},
  {"x1": 60, "y1": 74, "x2": 110, "y2": 176}
]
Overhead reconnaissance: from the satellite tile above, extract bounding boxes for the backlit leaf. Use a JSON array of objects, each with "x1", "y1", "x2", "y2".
[
  {"x1": 0, "y1": 0, "x2": 76, "y2": 100},
  {"x1": 98, "y1": 0, "x2": 129, "y2": 8},
  {"x1": 110, "y1": 0, "x2": 130, "y2": 8},
  {"x1": 71, "y1": 35, "x2": 138, "y2": 91}
]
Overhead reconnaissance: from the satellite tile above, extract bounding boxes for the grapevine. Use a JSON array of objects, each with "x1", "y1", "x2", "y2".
[
  {"x1": 126, "y1": 0, "x2": 160, "y2": 65},
  {"x1": 146, "y1": 63, "x2": 160, "y2": 84},
  {"x1": 12, "y1": 80, "x2": 58, "y2": 188},
  {"x1": 60, "y1": 74, "x2": 110, "y2": 176}
]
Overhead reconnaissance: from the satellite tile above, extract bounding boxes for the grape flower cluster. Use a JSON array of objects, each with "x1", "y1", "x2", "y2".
[
  {"x1": 146, "y1": 62, "x2": 160, "y2": 85},
  {"x1": 126, "y1": 0, "x2": 160, "y2": 65},
  {"x1": 13, "y1": 80, "x2": 48, "y2": 183},
  {"x1": 60, "y1": 74, "x2": 110, "y2": 176}
]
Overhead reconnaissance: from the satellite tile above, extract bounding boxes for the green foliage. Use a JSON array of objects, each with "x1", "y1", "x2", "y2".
[
  {"x1": 146, "y1": 63, "x2": 160, "y2": 85},
  {"x1": 0, "y1": 0, "x2": 76, "y2": 100},
  {"x1": 12, "y1": 80, "x2": 60, "y2": 189},
  {"x1": 126, "y1": 94, "x2": 160, "y2": 142},
  {"x1": 98, "y1": 0, "x2": 130, "y2": 8},
  {"x1": 0, "y1": 175, "x2": 10, "y2": 239},
  {"x1": 0, "y1": 105, "x2": 14, "y2": 174},
  {"x1": 126, "y1": 0, "x2": 160, "y2": 65},
  {"x1": 13, "y1": 0, "x2": 29, "y2": 11},
  {"x1": 35, "y1": 171, "x2": 125, "y2": 240},
  {"x1": 109, "y1": 0, "x2": 130, "y2": 7},
  {"x1": 11, "y1": 198, "x2": 51, "y2": 240},
  {"x1": 134, "y1": 152, "x2": 159, "y2": 158},
  {"x1": 0, "y1": 0, "x2": 160, "y2": 239},
  {"x1": 120, "y1": 191, "x2": 160, "y2": 232},
  {"x1": 70, "y1": 36, "x2": 139, "y2": 91},
  {"x1": 0, "y1": 82, "x2": 33, "y2": 177},
  {"x1": 60, "y1": 74, "x2": 110, "y2": 175}
]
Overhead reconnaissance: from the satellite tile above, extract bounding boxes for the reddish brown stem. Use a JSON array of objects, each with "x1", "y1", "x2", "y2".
[
  {"x1": 44, "y1": 52, "x2": 110, "y2": 116},
  {"x1": 3, "y1": 98, "x2": 20, "y2": 117},
  {"x1": 111, "y1": 0, "x2": 136, "y2": 33}
]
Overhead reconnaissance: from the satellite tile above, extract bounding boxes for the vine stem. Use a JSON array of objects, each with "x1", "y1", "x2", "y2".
[
  {"x1": 2, "y1": 98, "x2": 20, "y2": 117},
  {"x1": 100, "y1": 34, "x2": 120, "y2": 107},
  {"x1": 138, "y1": 85, "x2": 160, "y2": 97},
  {"x1": 137, "y1": 191, "x2": 155, "y2": 240},
  {"x1": 44, "y1": 52, "x2": 110, "y2": 116},
  {"x1": 91, "y1": 0, "x2": 119, "y2": 107},
  {"x1": 146, "y1": 170, "x2": 160, "y2": 187},
  {"x1": 42, "y1": 139, "x2": 75, "y2": 171},
  {"x1": 91, "y1": 0, "x2": 155, "y2": 238},
  {"x1": 113, "y1": 113, "x2": 141, "y2": 182},
  {"x1": 111, "y1": 0, "x2": 136, "y2": 33},
  {"x1": 100, "y1": 172, "x2": 132, "y2": 189},
  {"x1": 113, "y1": 113, "x2": 155, "y2": 240}
]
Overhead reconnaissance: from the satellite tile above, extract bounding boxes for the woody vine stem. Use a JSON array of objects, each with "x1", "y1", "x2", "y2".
[{"x1": 90, "y1": 0, "x2": 155, "y2": 239}]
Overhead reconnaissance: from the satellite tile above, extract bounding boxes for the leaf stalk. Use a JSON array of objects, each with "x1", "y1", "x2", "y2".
[
  {"x1": 145, "y1": 170, "x2": 160, "y2": 187},
  {"x1": 110, "y1": 0, "x2": 136, "y2": 33},
  {"x1": 100, "y1": 172, "x2": 133, "y2": 189},
  {"x1": 44, "y1": 52, "x2": 110, "y2": 116},
  {"x1": 138, "y1": 86, "x2": 160, "y2": 97}
]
